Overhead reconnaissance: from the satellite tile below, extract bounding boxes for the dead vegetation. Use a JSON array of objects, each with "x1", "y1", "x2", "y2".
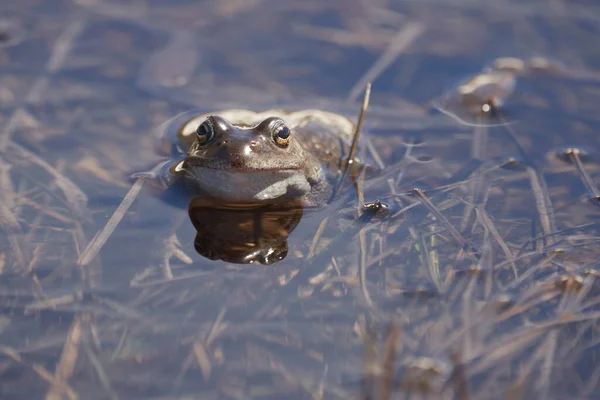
[{"x1": 0, "y1": 0, "x2": 600, "y2": 399}]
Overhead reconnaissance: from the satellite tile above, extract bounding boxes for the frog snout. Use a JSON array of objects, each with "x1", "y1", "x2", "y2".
[
  {"x1": 225, "y1": 144, "x2": 253, "y2": 168},
  {"x1": 227, "y1": 142, "x2": 261, "y2": 157}
]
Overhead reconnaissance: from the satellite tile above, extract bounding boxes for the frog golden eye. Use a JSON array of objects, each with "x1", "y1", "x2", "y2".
[
  {"x1": 272, "y1": 121, "x2": 291, "y2": 147},
  {"x1": 195, "y1": 119, "x2": 214, "y2": 145}
]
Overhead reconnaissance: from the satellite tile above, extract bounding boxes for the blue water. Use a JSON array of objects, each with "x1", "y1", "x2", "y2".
[{"x1": 1, "y1": 0, "x2": 600, "y2": 399}]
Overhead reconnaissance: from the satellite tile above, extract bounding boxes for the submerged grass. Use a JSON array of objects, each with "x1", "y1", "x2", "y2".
[{"x1": 1, "y1": 0, "x2": 600, "y2": 399}]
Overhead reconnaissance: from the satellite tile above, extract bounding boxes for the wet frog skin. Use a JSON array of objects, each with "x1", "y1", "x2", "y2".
[
  {"x1": 135, "y1": 108, "x2": 360, "y2": 264},
  {"x1": 160, "y1": 108, "x2": 358, "y2": 207}
]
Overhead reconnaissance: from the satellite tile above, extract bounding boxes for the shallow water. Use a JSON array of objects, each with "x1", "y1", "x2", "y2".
[{"x1": 2, "y1": 0, "x2": 600, "y2": 399}]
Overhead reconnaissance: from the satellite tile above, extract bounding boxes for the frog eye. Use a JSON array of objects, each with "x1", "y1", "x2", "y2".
[
  {"x1": 272, "y1": 121, "x2": 291, "y2": 147},
  {"x1": 195, "y1": 119, "x2": 214, "y2": 145}
]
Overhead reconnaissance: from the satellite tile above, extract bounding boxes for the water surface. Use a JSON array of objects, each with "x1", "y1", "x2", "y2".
[{"x1": 1, "y1": 0, "x2": 600, "y2": 399}]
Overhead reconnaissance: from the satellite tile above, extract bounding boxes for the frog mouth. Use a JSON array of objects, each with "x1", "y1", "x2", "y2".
[
  {"x1": 184, "y1": 168, "x2": 312, "y2": 202},
  {"x1": 182, "y1": 157, "x2": 305, "y2": 173}
]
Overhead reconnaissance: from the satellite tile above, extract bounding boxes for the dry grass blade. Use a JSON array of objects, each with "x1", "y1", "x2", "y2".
[
  {"x1": 206, "y1": 306, "x2": 227, "y2": 346},
  {"x1": 411, "y1": 188, "x2": 475, "y2": 254},
  {"x1": 347, "y1": 22, "x2": 425, "y2": 103},
  {"x1": 360, "y1": 323, "x2": 377, "y2": 400},
  {"x1": 292, "y1": 23, "x2": 384, "y2": 48},
  {"x1": 314, "y1": 364, "x2": 329, "y2": 400},
  {"x1": 582, "y1": 356, "x2": 600, "y2": 397},
  {"x1": 0, "y1": 345, "x2": 22, "y2": 362},
  {"x1": 176, "y1": 307, "x2": 226, "y2": 387},
  {"x1": 459, "y1": 124, "x2": 489, "y2": 232},
  {"x1": 192, "y1": 342, "x2": 212, "y2": 381},
  {"x1": 499, "y1": 115, "x2": 557, "y2": 249},
  {"x1": 332, "y1": 82, "x2": 371, "y2": 201},
  {"x1": 358, "y1": 223, "x2": 374, "y2": 308},
  {"x1": 45, "y1": 316, "x2": 82, "y2": 400},
  {"x1": 308, "y1": 217, "x2": 330, "y2": 258},
  {"x1": 0, "y1": 17, "x2": 85, "y2": 151},
  {"x1": 475, "y1": 207, "x2": 518, "y2": 278},
  {"x1": 6, "y1": 141, "x2": 88, "y2": 217},
  {"x1": 449, "y1": 350, "x2": 470, "y2": 400},
  {"x1": 379, "y1": 323, "x2": 401, "y2": 400},
  {"x1": 77, "y1": 178, "x2": 145, "y2": 266},
  {"x1": 567, "y1": 148, "x2": 600, "y2": 199},
  {"x1": 526, "y1": 167, "x2": 556, "y2": 249},
  {"x1": 348, "y1": 82, "x2": 371, "y2": 167},
  {"x1": 28, "y1": 18, "x2": 87, "y2": 102},
  {"x1": 515, "y1": 223, "x2": 596, "y2": 256},
  {"x1": 83, "y1": 336, "x2": 119, "y2": 400},
  {"x1": 501, "y1": 252, "x2": 557, "y2": 291},
  {"x1": 0, "y1": 157, "x2": 20, "y2": 231},
  {"x1": 469, "y1": 326, "x2": 546, "y2": 374},
  {"x1": 409, "y1": 227, "x2": 443, "y2": 293},
  {"x1": 15, "y1": 195, "x2": 74, "y2": 224},
  {"x1": 536, "y1": 330, "x2": 558, "y2": 399},
  {"x1": 95, "y1": 296, "x2": 147, "y2": 321},
  {"x1": 25, "y1": 291, "x2": 84, "y2": 315},
  {"x1": 33, "y1": 364, "x2": 77, "y2": 400}
]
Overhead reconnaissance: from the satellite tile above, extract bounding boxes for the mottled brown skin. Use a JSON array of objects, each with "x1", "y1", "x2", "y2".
[{"x1": 162, "y1": 109, "x2": 357, "y2": 206}]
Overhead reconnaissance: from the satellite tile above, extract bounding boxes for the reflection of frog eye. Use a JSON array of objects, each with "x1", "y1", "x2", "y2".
[
  {"x1": 272, "y1": 121, "x2": 291, "y2": 147},
  {"x1": 196, "y1": 119, "x2": 214, "y2": 145}
]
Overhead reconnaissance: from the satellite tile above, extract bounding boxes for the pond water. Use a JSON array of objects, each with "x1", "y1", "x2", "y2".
[{"x1": 2, "y1": 0, "x2": 600, "y2": 399}]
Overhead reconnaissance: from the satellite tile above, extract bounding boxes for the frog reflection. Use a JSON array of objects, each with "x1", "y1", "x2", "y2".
[{"x1": 188, "y1": 198, "x2": 303, "y2": 264}]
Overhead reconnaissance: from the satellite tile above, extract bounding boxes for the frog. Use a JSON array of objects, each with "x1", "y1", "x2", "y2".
[
  {"x1": 145, "y1": 108, "x2": 360, "y2": 208},
  {"x1": 134, "y1": 107, "x2": 363, "y2": 266}
]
